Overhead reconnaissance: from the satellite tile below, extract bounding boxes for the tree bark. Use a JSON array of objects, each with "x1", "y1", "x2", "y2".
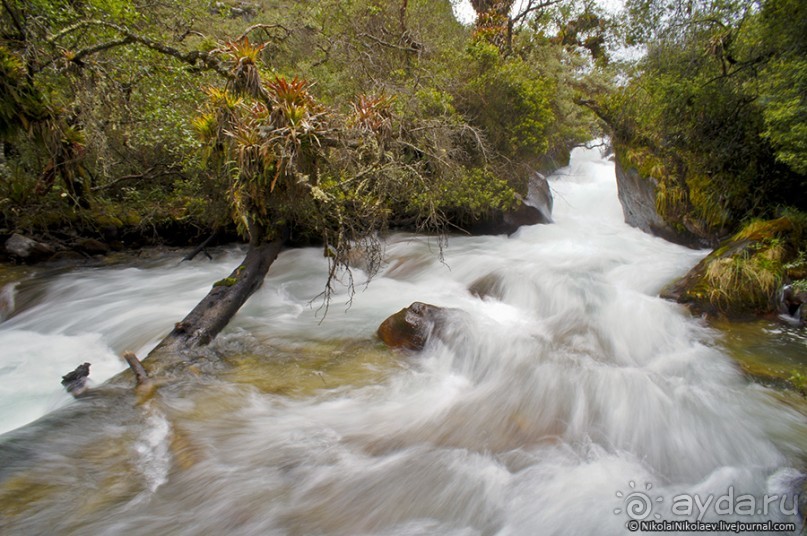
[{"x1": 153, "y1": 237, "x2": 283, "y2": 356}]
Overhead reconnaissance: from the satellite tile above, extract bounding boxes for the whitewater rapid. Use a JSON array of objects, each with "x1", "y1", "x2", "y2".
[{"x1": 0, "y1": 146, "x2": 803, "y2": 535}]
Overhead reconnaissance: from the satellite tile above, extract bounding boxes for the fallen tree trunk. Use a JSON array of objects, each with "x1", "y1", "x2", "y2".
[
  {"x1": 154, "y1": 237, "x2": 284, "y2": 356},
  {"x1": 1, "y1": 231, "x2": 285, "y2": 473}
]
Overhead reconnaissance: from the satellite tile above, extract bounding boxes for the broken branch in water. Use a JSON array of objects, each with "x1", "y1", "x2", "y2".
[{"x1": 122, "y1": 351, "x2": 149, "y2": 386}]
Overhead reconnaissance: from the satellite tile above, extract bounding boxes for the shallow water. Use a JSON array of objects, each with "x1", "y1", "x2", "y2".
[{"x1": 1, "y1": 147, "x2": 804, "y2": 535}]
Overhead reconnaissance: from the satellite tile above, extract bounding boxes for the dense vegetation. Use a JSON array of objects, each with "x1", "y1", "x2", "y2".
[
  {"x1": 0, "y1": 0, "x2": 601, "y2": 266},
  {"x1": 600, "y1": 0, "x2": 806, "y2": 238},
  {"x1": 581, "y1": 0, "x2": 807, "y2": 316}
]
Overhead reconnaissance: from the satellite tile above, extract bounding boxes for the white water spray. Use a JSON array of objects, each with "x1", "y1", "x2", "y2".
[{"x1": 0, "y1": 146, "x2": 803, "y2": 535}]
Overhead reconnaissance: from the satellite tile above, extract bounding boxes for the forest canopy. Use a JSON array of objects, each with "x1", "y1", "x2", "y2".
[
  {"x1": 0, "y1": 0, "x2": 602, "y2": 259},
  {"x1": 602, "y1": 0, "x2": 807, "y2": 236}
]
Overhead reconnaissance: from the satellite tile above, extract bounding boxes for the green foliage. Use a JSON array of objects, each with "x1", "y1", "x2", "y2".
[
  {"x1": 0, "y1": 0, "x2": 601, "y2": 260},
  {"x1": 704, "y1": 243, "x2": 784, "y2": 313},
  {"x1": 788, "y1": 370, "x2": 807, "y2": 397},
  {"x1": 0, "y1": 47, "x2": 45, "y2": 138},
  {"x1": 410, "y1": 167, "x2": 517, "y2": 219},
  {"x1": 604, "y1": 0, "x2": 807, "y2": 238},
  {"x1": 461, "y1": 41, "x2": 555, "y2": 162},
  {"x1": 759, "y1": 57, "x2": 807, "y2": 175},
  {"x1": 681, "y1": 212, "x2": 807, "y2": 315}
]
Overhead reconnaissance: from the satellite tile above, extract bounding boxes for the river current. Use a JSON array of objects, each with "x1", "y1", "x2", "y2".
[{"x1": 0, "y1": 146, "x2": 804, "y2": 535}]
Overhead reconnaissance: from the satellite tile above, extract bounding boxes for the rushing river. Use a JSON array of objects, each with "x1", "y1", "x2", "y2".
[{"x1": 1, "y1": 147, "x2": 804, "y2": 535}]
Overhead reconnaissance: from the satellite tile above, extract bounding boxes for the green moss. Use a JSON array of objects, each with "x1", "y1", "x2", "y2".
[
  {"x1": 704, "y1": 249, "x2": 783, "y2": 312},
  {"x1": 666, "y1": 211, "x2": 807, "y2": 316},
  {"x1": 734, "y1": 216, "x2": 796, "y2": 241},
  {"x1": 788, "y1": 370, "x2": 807, "y2": 397},
  {"x1": 213, "y1": 277, "x2": 237, "y2": 287}
]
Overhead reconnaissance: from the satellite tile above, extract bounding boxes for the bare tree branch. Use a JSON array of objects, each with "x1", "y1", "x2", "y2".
[
  {"x1": 43, "y1": 20, "x2": 232, "y2": 78},
  {"x1": 511, "y1": 0, "x2": 563, "y2": 26},
  {"x1": 71, "y1": 36, "x2": 134, "y2": 63},
  {"x1": 90, "y1": 166, "x2": 184, "y2": 192},
  {"x1": 358, "y1": 32, "x2": 419, "y2": 53},
  {"x1": 236, "y1": 23, "x2": 290, "y2": 42}
]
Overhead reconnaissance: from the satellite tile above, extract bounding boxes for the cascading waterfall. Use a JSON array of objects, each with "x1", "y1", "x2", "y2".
[{"x1": 0, "y1": 146, "x2": 804, "y2": 535}]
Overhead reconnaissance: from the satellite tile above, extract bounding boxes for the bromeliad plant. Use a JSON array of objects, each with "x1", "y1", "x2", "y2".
[
  {"x1": 350, "y1": 93, "x2": 394, "y2": 138},
  {"x1": 196, "y1": 73, "x2": 329, "y2": 241},
  {"x1": 194, "y1": 34, "x2": 517, "y2": 301},
  {"x1": 196, "y1": 35, "x2": 345, "y2": 246},
  {"x1": 219, "y1": 37, "x2": 267, "y2": 100}
]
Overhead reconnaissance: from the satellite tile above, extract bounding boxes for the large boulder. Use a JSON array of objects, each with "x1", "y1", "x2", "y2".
[
  {"x1": 468, "y1": 196, "x2": 550, "y2": 236},
  {"x1": 4, "y1": 233, "x2": 55, "y2": 262},
  {"x1": 528, "y1": 172, "x2": 553, "y2": 223},
  {"x1": 612, "y1": 143, "x2": 727, "y2": 248},
  {"x1": 377, "y1": 302, "x2": 445, "y2": 351},
  {"x1": 614, "y1": 158, "x2": 708, "y2": 248}
]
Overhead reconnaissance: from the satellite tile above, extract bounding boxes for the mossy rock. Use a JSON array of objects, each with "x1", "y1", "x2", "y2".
[
  {"x1": 661, "y1": 214, "x2": 806, "y2": 319},
  {"x1": 92, "y1": 212, "x2": 125, "y2": 229}
]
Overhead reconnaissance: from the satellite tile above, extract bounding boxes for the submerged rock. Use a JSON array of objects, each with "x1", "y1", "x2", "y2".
[
  {"x1": 61, "y1": 363, "x2": 91, "y2": 397},
  {"x1": 780, "y1": 285, "x2": 807, "y2": 325},
  {"x1": 377, "y1": 302, "x2": 445, "y2": 351},
  {"x1": 468, "y1": 272, "x2": 506, "y2": 300}
]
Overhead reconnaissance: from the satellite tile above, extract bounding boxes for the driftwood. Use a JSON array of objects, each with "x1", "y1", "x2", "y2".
[
  {"x1": 53, "y1": 235, "x2": 284, "y2": 395},
  {"x1": 19, "y1": 232, "x2": 285, "y2": 487},
  {"x1": 122, "y1": 352, "x2": 149, "y2": 386}
]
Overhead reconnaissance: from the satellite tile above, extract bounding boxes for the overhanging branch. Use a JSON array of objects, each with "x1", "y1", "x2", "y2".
[
  {"x1": 511, "y1": 0, "x2": 562, "y2": 26},
  {"x1": 42, "y1": 20, "x2": 232, "y2": 78}
]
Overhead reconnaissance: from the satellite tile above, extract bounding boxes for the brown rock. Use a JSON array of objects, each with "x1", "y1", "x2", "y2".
[
  {"x1": 781, "y1": 284, "x2": 807, "y2": 322},
  {"x1": 377, "y1": 302, "x2": 444, "y2": 351},
  {"x1": 469, "y1": 272, "x2": 505, "y2": 300},
  {"x1": 74, "y1": 238, "x2": 109, "y2": 255},
  {"x1": 48, "y1": 250, "x2": 86, "y2": 263}
]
